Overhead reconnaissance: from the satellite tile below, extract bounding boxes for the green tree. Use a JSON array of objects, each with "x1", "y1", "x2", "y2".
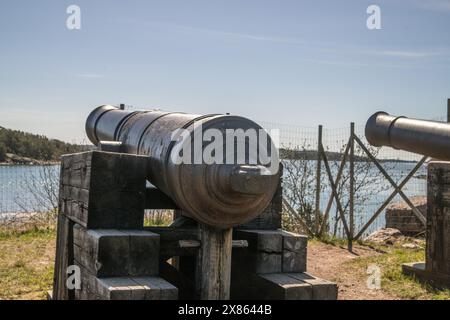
[{"x1": 0, "y1": 142, "x2": 6, "y2": 162}]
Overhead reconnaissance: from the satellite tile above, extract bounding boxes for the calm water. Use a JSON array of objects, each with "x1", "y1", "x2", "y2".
[
  {"x1": 287, "y1": 160, "x2": 427, "y2": 237},
  {"x1": 0, "y1": 162, "x2": 427, "y2": 236},
  {"x1": 0, "y1": 165, "x2": 60, "y2": 218}
]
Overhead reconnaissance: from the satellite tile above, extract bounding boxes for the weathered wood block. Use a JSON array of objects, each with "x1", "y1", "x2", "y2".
[
  {"x1": 60, "y1": 151, "x2": 148, "y2": 229},
  {"x1": 234, "y1": 230, "x2": 283, "y2": 274},
  {"x1": 52, "y1": 213, "x2": 75, "y2": 300},
  {"x1": 231, "y1": 272, "x2": 337, "y2": 300},
  {"x1": 239, "y1": 164, "x2": 283, "y2": 230},
  {"x1": 402, "y1": 262, "x2": 450, "y2": 290},
  {"x1": 254, "y1": 274, "x2": 312, "y2": 300},
  {"x1": 427, "y1": 161, "x2": 450, "y2": 275},
  {"x1": 286, "y1": 273, "x2": 338, "y2": 300},
  {"x1": 76, "y1": 267, "x2": 178, "y2": 300},
  {"x1": 236, "y1": 229, "x2": 283, "y2": 252},
  {"x1": 231, "y1": 272, "x2": 338, "y2": 300},
  {"x1": 73, "y1": 224, "x2": 159, "y2": 277},
  {"x1": 281, "y1": 231, "x2": 307, "y2": 273},
  {"x1": 233, "y1": 229, "x2": 307, "y2": 274}
]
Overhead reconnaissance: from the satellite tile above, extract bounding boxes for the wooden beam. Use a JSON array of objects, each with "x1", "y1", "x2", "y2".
[
  {"x1": 320, "y1": 143, "x2": 351, "y2": 238},
  {"x1": 354, "y1": 156, "x2": 427, "y2": 239},
  {"x1": 320, "y1": 137, "x2": 351, "y2": 236},
  {"x1": 354, "y1": 135, "x2": 426, "y2": 225},
  {"x1": 196, "y1": 224, "x2": 233, "y2": 300},
  {"x1": 145, "y1": 187, "x2": 179, "y2": 209}
]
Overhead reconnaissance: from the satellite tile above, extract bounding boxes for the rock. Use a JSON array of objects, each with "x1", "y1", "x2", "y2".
[
  {"x1": 364, "y1": 228, "x2": 425, "y2": 248},
  {"x1": 364, "y1": 228, "x2": 404, "y2": 244},
  {"x1": 401, "y1": 243, "x2": 421, "y2": 249}
]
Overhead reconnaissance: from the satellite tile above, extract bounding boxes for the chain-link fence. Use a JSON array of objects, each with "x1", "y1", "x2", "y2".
[{"x1": 260, "y1": 120, "x2": 429, "y2": 239}]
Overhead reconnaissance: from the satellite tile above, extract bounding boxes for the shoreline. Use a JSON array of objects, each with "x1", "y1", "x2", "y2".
[{"x1": 0, "y1": 161, "x2": 60, "y2": 166}]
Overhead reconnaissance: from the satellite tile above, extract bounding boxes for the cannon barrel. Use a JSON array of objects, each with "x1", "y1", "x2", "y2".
[
  {"x1": 365, "y1": 111, "x2": 450, "y2": 160},
  {"x1": 85, "y1": 105, "x2": 280, "y2": 228}
]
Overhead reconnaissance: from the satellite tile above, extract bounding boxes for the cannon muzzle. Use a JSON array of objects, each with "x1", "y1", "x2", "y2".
[
  {"x1": 85, "y1": 105, "x2": 280, "y2": 228},
  {"x1": 365, "y1": 111, "x2": 450, "y2": 160}
]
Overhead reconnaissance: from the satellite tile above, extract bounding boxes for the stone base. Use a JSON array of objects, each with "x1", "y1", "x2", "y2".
[{"x1": 402, "y1": 262, "x2": 450, "y2": 290}]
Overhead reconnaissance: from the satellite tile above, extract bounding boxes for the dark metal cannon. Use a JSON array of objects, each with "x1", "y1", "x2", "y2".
[
  {"x1": 365, "y1": 111, "x2": 450, "y2": 160},
  {"x1": 85, "y1": 105, "x2": 280, "y2": 228},
  {"x1": 366, "y1": 108, "x2": 450, "y2": 289}
]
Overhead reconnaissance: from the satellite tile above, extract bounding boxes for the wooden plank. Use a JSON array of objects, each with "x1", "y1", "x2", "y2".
[
  {"x1": 239, "y1": 164, "x2": 283, "y2": 230},
  {"x1": 315, "y1": 125, "x2": 322, "y2": 235},
  {"x1": 427, "y1": 161, "x2": 450, "y2": 276},
  {"x1": 143, "y1": 226, "x2": 199, "y2": 242},
  {"x1": 159, "y1": 260, "x2": 196, "y2": 300},
  {"x1": 403, "y1": 262, "x2": 450, "y2": 290},
  {"x1": 60, "y1": 151, "x2": 148, "y2": 229},
  {"x1": 52, "y1": 212, "x2": 74, "y2": 300},
  {"x1": 75, "y1": 264, "x2": 178, "y2": 300},
  {"x1": 196, "y1": 224, "x2": 233, "y2": 300},
  {"x1": 145, "y1": 187, "x2": 179, "y2": 209},
  {"x1": 233, "y1": 230, "x2": 283, "y2": 274},
  {"x1": 73, "y1": 227, "x2": 160, "y2": 277},
  {"x1": 53, "y1": 161, "x2": 76, "y2": 300},
  {"x1": 235, "y1": 229, "x2": 282, "y2": 253},
  {"x1": 320, "y1": 138, "x2": 350, "y2": 236},
  {"x1": 286, "y1": 273, "x2": 338, "y2": 300},
  {"x1": 233, "y1": 230, "x2": 307, "y2": 274},
  {"x1": 231, "y1": 272, "x2": 312, "y2": 300},
  {"x1": 281, "y1": 231, "x2": 307, "y2": 273}
]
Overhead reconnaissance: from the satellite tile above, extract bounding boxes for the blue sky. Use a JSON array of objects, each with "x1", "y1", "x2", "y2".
[{"x1": 0, "y1": 0, "x2": 449, "y2": 142}]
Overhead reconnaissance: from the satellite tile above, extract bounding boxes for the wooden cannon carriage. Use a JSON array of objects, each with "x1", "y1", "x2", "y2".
[
  {"x1": 367, "y1": 111, "x2": 450, "y2": 289},
  {"x1": 51, "y1": 105, "x2": 338, "y2": 300},
  {"x1": 51, "y1": 151, "x2": 338, "y2": 300}
]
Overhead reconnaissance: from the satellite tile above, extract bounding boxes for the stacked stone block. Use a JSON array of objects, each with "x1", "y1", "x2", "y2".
[{"x1": 385, "y1": 196, "x2": 426, "y2": 235}]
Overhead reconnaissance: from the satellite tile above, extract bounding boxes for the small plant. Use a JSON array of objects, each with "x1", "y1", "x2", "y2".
[{"x1": 144, "y1": 209, "x2": 174, "y2": 226}]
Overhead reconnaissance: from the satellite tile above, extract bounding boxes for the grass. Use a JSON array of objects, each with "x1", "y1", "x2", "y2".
[
  {"x1": 143, "y1": 210, "x2": 174, "y2": 227},
  {"x1": 0, "y1": 227, "x2": 56, "y2": 300},
  {"x1": 1, "y1": 222, "x2": 449, "y2": 300},
  {"x1": 345, "y1": 242, "x2": 450, "y2": 300}
]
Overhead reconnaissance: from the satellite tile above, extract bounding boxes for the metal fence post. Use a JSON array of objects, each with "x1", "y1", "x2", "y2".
[
  {"x1": 349, "y1": 123, "x2": 355, "y2": 251},
  {"x1": 315, "y1": 125, "x2": 323, "y2": 236},
  {"x1": 447, "y1": 98, "x2": 450, "y2": 123}
]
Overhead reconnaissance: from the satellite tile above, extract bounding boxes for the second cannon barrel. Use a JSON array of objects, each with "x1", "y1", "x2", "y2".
[{"x1": 365, "y1": 111, "x2": 450, "y2": 160}]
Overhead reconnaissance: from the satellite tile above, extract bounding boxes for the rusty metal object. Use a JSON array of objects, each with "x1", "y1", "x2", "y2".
[
  {"x1": 86, "y1": 105, "x2": 280, "y2": 228},
  {"x1": 365, "y1": 111, "x2": 450, "y2": 160}
]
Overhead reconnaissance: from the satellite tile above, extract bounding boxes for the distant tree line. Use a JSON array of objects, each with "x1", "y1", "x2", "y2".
[{"x1": 0, "y1": 126, "x2": 83, "y2": 162}]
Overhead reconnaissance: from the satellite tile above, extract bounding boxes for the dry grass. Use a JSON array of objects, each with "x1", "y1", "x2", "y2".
[
  {"x1": 346, "y1": 243, "x2": 450, "y2": 300},
  {"x1": 1, "y1": 222, "x2": 449, "y2": 300},
  {"x1": 0, "y1": 227, "x2": 56, "y2": 300}
]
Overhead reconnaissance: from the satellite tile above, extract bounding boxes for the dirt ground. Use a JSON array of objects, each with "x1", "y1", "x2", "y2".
[{"x1": 307, "y1": 241, "x2": 398, "y2": 300}]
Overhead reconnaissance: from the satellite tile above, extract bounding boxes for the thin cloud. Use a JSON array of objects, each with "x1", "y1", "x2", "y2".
[
  {"x1": 416, "y1": 0, "x2": 450, "y2": 12},
  {"x1": 118, "y1": 18, "x2": 450, "y2": 64},
  {"x1": 175, "y1": 24, "x2": 310, "y2": 45},
  {"x1": 75, "y1": 73, "x2": 104, "y2": 79},
  {"x1": 378, "y1": 50, "x2": 443, "y2": 58}
]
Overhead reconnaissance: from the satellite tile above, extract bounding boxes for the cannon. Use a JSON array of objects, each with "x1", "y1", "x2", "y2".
[
  {"x1": 365, "y1": 110, "x2": 450, "y2": 289},
  {"x1": 51, "y1": 104, "x2": 338, "y2": 301},
  {"x1": 85, "y1": 105, "x2": 280, "y2": 228},
  {"x1": 365, "y1": 111, "x2": 450, "y2": 160}
]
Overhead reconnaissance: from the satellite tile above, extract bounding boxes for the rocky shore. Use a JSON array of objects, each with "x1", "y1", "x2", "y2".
[{"x1": 0, "y1": 153, "x2": 59, "y2": 166}]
